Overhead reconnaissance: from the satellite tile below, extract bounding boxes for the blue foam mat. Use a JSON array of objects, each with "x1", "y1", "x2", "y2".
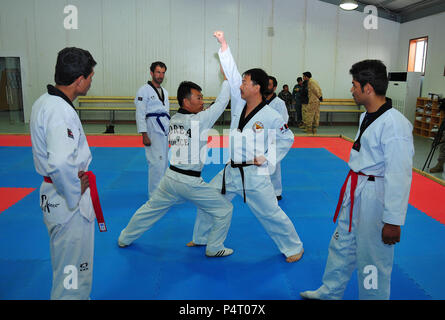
[{"x1": 0, "y1": 146, "x2": 442, "y2": 300}]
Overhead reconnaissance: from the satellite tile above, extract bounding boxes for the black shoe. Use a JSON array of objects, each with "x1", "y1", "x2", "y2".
[
  {"x1": 104, "y1": 125, "x2": 115, "y2": 134},
  {"x1": 277, "y1": 196, "x2": 282, "y2": 201}
]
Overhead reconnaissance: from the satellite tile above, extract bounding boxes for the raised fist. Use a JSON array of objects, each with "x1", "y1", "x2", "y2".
[{"x1": 213, "y1": 31, "x2": 225, "y2": 43}]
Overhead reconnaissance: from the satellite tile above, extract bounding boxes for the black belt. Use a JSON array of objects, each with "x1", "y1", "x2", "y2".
[
  {"x1": 368, "y1": 176, "x2": 375, "y2": 181},
  {"x1": 169, "y1": 165, "x2": 201, "y2": 177},
  {"x1": 221, "y1": 160, "x2": 253, "y2": 203}
]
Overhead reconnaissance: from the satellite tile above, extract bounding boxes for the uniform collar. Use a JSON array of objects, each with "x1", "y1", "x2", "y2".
[
  {"x1": 238, "y1": 100, "x2": 267, "y2": 132},
  {"x1": 177, "y1": 108, "x2": 193, "y2": 114},
  {"x1": 265, "y1": 93, "x2": 277, "y2": 104},
  {"x1": 47, "y1": 85, "x2": 75, "y2": 109},
  {"x1": 365, "y1": 97, "x2": 392, "y2": 118},
  {"x1": 147, "y1": 81, "x2": 166, "y2": 105}
]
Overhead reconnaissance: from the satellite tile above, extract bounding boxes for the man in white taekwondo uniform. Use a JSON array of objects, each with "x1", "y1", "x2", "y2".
[
  {"x1": 30, "y1": 47, "x2": 100, "y2": 299},
  {"x1": 300, "y1": 60, "x2": 414, "y2": 300},
  {"x1": 118, "y1": 74, "x2": 234, "y2": 257},
  {"x1": 135, "y1": 61, "x2": 170, "y2": 199},
  {"x1": 264, "y1": 76, "x2": 289, "y2": 201},
  {"x1": 188, "y1": 31, "x2": 304, "y2": 263}
]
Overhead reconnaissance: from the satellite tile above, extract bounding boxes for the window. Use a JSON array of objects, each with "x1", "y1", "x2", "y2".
[{"x1": 407, "y1": 37, "x2": 428, "y2": 74}]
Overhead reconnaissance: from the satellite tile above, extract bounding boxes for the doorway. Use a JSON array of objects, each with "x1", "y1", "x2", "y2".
[{"x1": 0, "y1": 57, "x2": 24, "y2": 123}]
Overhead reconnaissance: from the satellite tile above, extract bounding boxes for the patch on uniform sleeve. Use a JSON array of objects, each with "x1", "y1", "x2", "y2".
[
  {"x1": 138, "y1": 97, "x2": 143, "y2": 101},
  {"x1": 67, "y1": 128, "x2": 74, "y2": 139},
  {"x1": 279, "y1": 123, "x2": 289, "y2": 133}
]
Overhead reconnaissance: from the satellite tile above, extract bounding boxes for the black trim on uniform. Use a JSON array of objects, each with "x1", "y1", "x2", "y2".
[
  {"x1": 265, "y1": 93, "x2": 277, "y2": 105},
  {"x1": 147, "y1": 81, "x2": 166, "y2": 106},
  {"x1": 237, "y1": 100, "x2": 267, "y2": 132},
  {"x1": 47, "y1": 85, "x2": 75, "y2": 110},
  {"x1": 177, "y1": 108, "x2": 193, "y2": 115},
  {"x1": 352, "y1": 98, "x2": 393, "y2": 152}
]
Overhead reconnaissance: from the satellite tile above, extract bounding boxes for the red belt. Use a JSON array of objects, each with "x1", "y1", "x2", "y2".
[
  {"x1": 44, "y1": 172, "x2": 107, "y2": 232},
  {"x1": 333, "y1": 169, "x2": 377, "y2": 232}
]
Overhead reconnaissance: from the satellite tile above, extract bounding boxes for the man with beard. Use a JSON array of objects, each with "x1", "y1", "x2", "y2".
[
  {"x1": 300, "y1": 60, "x2": 414, "y2": 300},
  {"x1": 265, "y1": 76, "x2": 289, "y2": 200},
  {"x1": 135, "y1": 61, "x2": 170, "y2": 199}
]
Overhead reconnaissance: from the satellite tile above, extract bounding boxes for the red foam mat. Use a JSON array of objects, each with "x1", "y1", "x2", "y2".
[
  {"x1": 0, "y1": 188, "x2": 36, "y2": 213},
  {"x1": 410, "y1": 172, "x2": 445, "y2": 224}
]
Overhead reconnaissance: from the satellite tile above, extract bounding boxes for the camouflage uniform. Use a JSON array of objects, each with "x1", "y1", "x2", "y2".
[
  {"x1": 302, "y1": 78, "x2": 322, "y2": 134},
  {"x1": 278, "y1": 90, "x2": 294, "y2": 123}
]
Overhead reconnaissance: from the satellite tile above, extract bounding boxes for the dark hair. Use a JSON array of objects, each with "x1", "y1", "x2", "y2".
[
  {"x1": 349, "y1": 60, "x2": 388, "y2": 96},
  {"x1": 269, "y1": 76, "x2": 278, "y2": 88},
  {"x1": 297, "y1": 77, "x2": 303, "y2": 82},
  {"x1": 177, "y1": 81, "x2": 202, "y2": 107},
  {"x1": 283, "y1": 84, "x2": 288, "y2": 89},
  {"x1": 303, "y1": 71, "x2": 312, "y2": 78},
  {"x1": 150, "y1": 61, "x2": 167, "y2": 73},
  {"x1": 242, "y1": 68, "x2": 269, "y2": 96},
  {"x1": 54, "y1": 47, "x2": 96, "y2": 85}
]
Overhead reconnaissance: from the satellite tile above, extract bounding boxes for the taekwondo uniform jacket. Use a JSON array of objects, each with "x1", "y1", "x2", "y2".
[
  {"x1": 341, "y1": 99, "x2": 414, "y2": 226},
  {"x1": 190, "y1": 46, "x2": 304, "y2": 258},
  {"x1": 314, "y1": 99, "x2": 414, "y2": 300},
  {"x1": 135, "y1": 82, "x2": 170, "y2": 197},
  {"x1": 168, "y1": 80, "x2": 230, "y2": 175},
  {"x1": 31, "y1": 85, "x2": 96, "y2": 300},
  {"x1": 266, "y1": 94, "x2": 289, "y2": 124},
  {"x1": 30, "y1": 85, "x2": 95, "y2": 225},
  {"x1": 135, "y1": 82, "x2": 170, "y2": 136},
  {"x1": 219, "y1": 47, "x2": 294, "y2": 184}
]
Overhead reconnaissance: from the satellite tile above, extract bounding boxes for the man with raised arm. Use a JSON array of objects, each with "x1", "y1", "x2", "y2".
[
  {"x1": 188, "y1": 31, "x2": 304, "y2": 263},
  {"x1": 118, "y1": 67, "x2": 234, "y2": 258}
]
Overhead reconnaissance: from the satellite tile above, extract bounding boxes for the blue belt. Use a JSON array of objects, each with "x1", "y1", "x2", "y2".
[{"x1": 146, "y1": 112, "x2": 171, "y2": 134}]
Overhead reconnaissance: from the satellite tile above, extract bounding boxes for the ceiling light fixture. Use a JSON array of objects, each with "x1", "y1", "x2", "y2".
[{"x1": 339, "y1": 0, "x2": 359, "y2": 11}]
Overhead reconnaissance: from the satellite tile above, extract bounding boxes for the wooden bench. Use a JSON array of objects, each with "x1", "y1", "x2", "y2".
[
  {"x1": 319, "y1": 98, "x2": 364, "y2": 125},
  {"x1": 77, "y1": 96, "x2": 217, "y2": 125},
  {"x1": 77, "y1": 96, "x2": 363, "y2": 128}
]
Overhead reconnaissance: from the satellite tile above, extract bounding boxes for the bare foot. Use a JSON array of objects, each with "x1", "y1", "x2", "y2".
[
  {"x1": 186, "y1": 241, "x2": 205, "y2": 247},
  {"x1": 286, "y1": 249, "x2": 304, "y2": 263}
]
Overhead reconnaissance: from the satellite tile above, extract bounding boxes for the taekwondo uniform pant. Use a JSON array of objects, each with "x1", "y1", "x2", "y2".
[
  {"x1": 144, "y1": 132, "x2": 169, "y2": 199},
  {"x1": 191, "y1": 166, "x2": 303, "y2": 258},
  {"x1": 41, "y1": 182, "x2": 95, "y2": 300},
  {"x1": 119, "y1": 168, "x2": 233, "y2": 253},
  {"x1": 314, "y1": 177, "x2": 394, "y2": 300},
  {"x1": 270, "y1": 162, "x2": 282, "y2": 197}
]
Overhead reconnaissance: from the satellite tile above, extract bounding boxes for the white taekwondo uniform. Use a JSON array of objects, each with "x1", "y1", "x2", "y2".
[
  {"x1": 119, "y1": 81, "x2": 233, "y2": 254},
  {"x1": 190, "y1": 47, "x2": 303, "y2": 258},
  {"x1": 135, "y1": 82, "x2": 170, "y2": 198},
  {"x1": 30, "y1": 85, "x2": 96, "y2": 300},
  {"x1": 307, "y1": 99, "x2": 414, "y2": 300},
  {"x1": 266, "y1": 94, "x2": 289, "y2": 197}
]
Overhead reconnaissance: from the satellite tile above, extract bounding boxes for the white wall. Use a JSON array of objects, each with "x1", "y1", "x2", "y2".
[
  {"x1": 0, "y1": 0, "x2": 401, "y2": 123},
  {"x1": 397, "y1": 11, "x2": 445, "y2": 98}
]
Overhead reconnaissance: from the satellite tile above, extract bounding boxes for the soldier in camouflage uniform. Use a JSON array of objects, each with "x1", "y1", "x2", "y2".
[
  {"x1": 301, "y1": 72, "x2": 322, "y2": 134},
  {"x1": 278, "y1": 84, "x2": 294, "y2": 124}
]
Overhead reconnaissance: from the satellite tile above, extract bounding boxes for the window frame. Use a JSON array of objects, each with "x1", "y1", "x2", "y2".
[{"x1": 407, "y1": 36, "x2": 428, "y2": 75}]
